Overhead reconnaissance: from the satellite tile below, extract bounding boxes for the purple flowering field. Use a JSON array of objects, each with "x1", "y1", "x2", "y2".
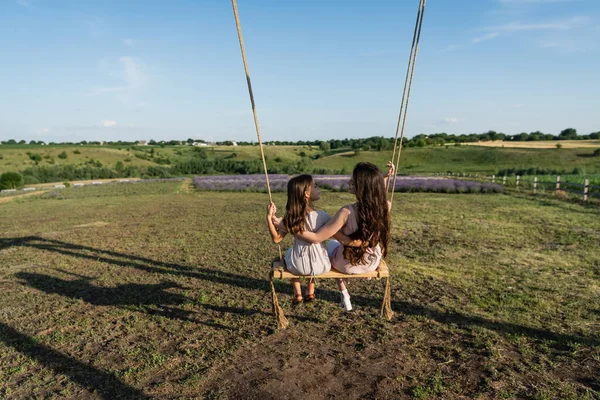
[{"x1": 193, "y1": 175, "x2": 503, "y2": 194}]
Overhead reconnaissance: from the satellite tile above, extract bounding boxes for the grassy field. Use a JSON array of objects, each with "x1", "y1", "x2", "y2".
[
  {"x1": 465, "y1": 140, "x2": 600, "y2": 149},
  {"x1": 0, "y1": 182, "x2": 598, "y2": 398},
  {"x1": 1, "y1": 144, "x2": 600, "y2": 179}
]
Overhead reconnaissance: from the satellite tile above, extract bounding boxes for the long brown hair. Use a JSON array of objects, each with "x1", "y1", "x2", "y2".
[
  {"x1": 282, "y1": 174, "x2": 313, "y2": 236},
  {"x1": 343, "y1": 162, "x2": 390, "y2": 264}
]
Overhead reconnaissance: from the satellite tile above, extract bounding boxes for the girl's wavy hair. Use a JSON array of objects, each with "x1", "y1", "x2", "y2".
[
  {"x1": 282, "y1": 174, "x2": 313, "y2": 236},
  {"x1": 343, "y1": 162, "x2": 390, "y2": 264}
]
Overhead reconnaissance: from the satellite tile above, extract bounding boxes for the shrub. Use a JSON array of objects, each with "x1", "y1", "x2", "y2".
[
  {"x1": 594, "y1": 148, "x2": 600, "y2": 157},
  {"x1": 555, "y1": 143, "x2": 562, "y2": 149},
  {"x1": 0, "y1": 172, "x2": 24, "y2": 190},
  {"x1": 73, "y1": 150, "x2": 81, "y2": 154},
  {"x1": 299, "y1": 151, "x2": 307, "y2": 157},
  {"x1": 26, "y1": 152, "x2": 42, "y2": 163},
  {"x1": 274, "y1": 157, "x2": 282, "y2": 162},
  {"x1": 58, "y1": 151, "x2": 68, "y2": 159},
  {"x1": 63, "y1": 181, "x2": 72, "y2": 188}
]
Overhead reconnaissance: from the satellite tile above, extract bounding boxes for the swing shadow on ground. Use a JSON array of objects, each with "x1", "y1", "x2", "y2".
[
  {"x1": 0, "y1": 321, "x2": 150, "y2": 399},
  {"x1": 2, "y1": 236, "x2": 599, "y2": 349}
]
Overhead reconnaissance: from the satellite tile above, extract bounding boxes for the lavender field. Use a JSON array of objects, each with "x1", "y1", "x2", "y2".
[{"x1": 193, "y1": 175, "x2": 503, "y2": 193}]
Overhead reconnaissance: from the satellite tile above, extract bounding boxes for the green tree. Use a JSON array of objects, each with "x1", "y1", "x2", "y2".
[
  {"x1": 115, "y1": 161, "x2": 125, "y2": 171},
  {"x1": 58, "y1": 151, "x2": 68, "y2": 159},
  {"x1": 0, "y1": 172, "x2": 24, "y2": 190},
  {"x1": 319, "y1": 141, "x2": 330, "y2": 151},
  {"x1": 559, "y1": 128, "x2": 577, "y2": 140}
]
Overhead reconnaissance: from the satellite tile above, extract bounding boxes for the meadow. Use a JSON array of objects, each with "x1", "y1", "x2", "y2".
[
  {"x1": 0, "y1": 181, "x2": 598, "y2": 399},
  {"x1": 1, "y1": 143, "x2": 600, "y2": 182}
]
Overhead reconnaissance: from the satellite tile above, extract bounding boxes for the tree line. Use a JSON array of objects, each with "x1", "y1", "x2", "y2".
[{"x1": 2, "y1": 128, "x2": 598, "y2": 148}]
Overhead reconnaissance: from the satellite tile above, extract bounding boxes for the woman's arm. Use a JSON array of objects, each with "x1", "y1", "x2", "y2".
[
  {"x1": 295, "y1": 207, "x2": 350, "y2": 244},
  {"x1": 333, "y1": 231, "x2": 363, "y2": 247},
  {"x1": 266, "y1": 202, "x2": 286, "y2": 243},
  {"x1": 383, "y1": 160, "x2": 395, "y2": 189}
]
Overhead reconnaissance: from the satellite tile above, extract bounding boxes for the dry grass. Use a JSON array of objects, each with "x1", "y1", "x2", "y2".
[{"x1": 464, "y1": 140, "x2": 600, "y2": 149}]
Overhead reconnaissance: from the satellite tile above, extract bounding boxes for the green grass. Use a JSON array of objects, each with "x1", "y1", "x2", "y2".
[
  {"x1": 2, "y1": 144, "x2": 599, "y2": 178},
  {"x1": 0, "y1": 182, "x2": 598, "y2": 398}
]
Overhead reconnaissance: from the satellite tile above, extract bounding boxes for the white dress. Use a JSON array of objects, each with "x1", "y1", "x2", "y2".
[{"x1": 283, "y1": 210, "x2": 332, "y2": 276}]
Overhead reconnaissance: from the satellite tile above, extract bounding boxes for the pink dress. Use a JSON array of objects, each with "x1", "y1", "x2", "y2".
[{"x1": 328, "y1": 204, "x2": 382, "y2": 274}]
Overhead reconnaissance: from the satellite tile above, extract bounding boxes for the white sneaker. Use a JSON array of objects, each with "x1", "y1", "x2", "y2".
[{"x1": 340, "y1": 293, "x2": 353, "y2": 311}]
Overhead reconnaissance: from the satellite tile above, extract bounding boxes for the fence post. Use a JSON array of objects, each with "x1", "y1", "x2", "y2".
[
  {"x1": 492, "y1": 175, "x2": 495, "y2": 184},
  {"x1": 516, "y1": 175, "x2": 520, "y2": 188},
  {"x1": 533, "y1": 177, "x2": 538, "y2": 194},
  {"x1": 555, "y1": 176, "x2": 560, "y2": 195},
  {"x1": 583, "y1": 179, "x2": 589, "y2": 201},
  {"x1": 502, "y1": 176, "x2": 506, "y2": 186}
]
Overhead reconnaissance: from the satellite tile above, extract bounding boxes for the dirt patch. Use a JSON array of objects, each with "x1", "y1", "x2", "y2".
[
  {"x1": 201, "y1": 318, "x2": 490, "y2": 399},
  {"x1": 0, "y1": 191, "x2": 42, "y2": 204}
]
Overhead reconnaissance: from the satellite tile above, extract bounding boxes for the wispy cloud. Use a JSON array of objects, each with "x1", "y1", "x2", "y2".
[
  {"x1": 89, "y1": 56, "x2": 145, "y2": 96},
  {"x1": 17, "y1": 0, "x2": 32, "y2": 8},
  {"x1": 484, "y1": 16, "x2": 591, "y2": 32},
  {"x1": 86, "y1": 18, "x2": 105, "y2": 37},
  {"x1": 436, "y1": 117, "x2": 463, "y2": 126},
  {"x1": 441, "y1": 44, "x2": 464, "y2": 52},
  {"x1": 123, "y1": 39, "x2": 137, "y2": 48},
  {"x1": 34, "y1": 128, "x2": 50, "y2": 134},
  {"x1": 472, "y1": 32, "x2": 500, "y2": 43},
  {"x1": 97, "y1": 120, "x2": 117, "y2": 128}
]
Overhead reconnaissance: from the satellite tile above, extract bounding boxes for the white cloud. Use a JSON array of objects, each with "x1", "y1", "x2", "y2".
[
  {"x1": 484, "y1": 16, "x2": 590, "y2": 32},
  {"x1": 89, "y1": 56, "x2": 145, "y2": 96},
  {"x1": 17, "y1": 0, "x2": 32, "y2": 7},
  {"x1": 34, "y1": 128, "x2": 50, "y2": 134},
  {"x1": 124, "y1": 39, "x2": 137, "y2": 48},
  {"x1": 435, "y1": 117, "x2": 462, "y2": 126},
  {"x1": 119, "y1": 56, "x2": 144, "y2": 87},
  {"x1": 473, "y1": 32, "x2": 500, "y2": 43},
  {"x1": 97, "y1": 120, "x2": 117, "y2": 128}
]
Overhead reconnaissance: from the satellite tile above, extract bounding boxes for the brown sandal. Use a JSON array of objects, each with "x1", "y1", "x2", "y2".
[
  {"x1": 304, "y1": 293, "x2": 316, "y2": 302},
  {"x1": 292, "y1": 295, "x2": 303, "y2": 305}
]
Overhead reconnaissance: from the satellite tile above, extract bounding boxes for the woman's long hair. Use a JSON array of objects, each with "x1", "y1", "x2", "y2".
[
  {"x1": 343, "y1": 162, "x2": 390, "y2": 264},
  {"x1": 282, "y1": 174, "x2": 313, "y2": 236}
]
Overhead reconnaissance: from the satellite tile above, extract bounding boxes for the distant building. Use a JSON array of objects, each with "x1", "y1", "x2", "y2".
[
  {"x1": 137, "y1": 140, "x2": 148, "y2": 146},
  {"x1": 190, "y1": 142, "x2": 208, "y2": 147},
  {"x1": 232, "y1": 141, "x2": 238, "y2": 146}
]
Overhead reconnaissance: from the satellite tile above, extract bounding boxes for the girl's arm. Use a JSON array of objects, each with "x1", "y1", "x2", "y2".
[
  {"x1": 333, "y1": 231, "x2": 363, "y2": 247},
  {"x1": 383, "y1": 161, "x2": 395, "y2": 189},
  {"x1": 266, "y1": 202, "x2": 286, "y2": 243},
  {"x1": 295, "y1": 207, "x2": 350, "y2": 244}
]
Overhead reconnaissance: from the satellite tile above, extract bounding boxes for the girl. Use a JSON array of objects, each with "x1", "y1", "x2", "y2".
[
  {"x1": 295, "y1": 162, "x2": 393, "y2": 311},
  {"x1": 267, "y1": 174, "x2": 347, "y2": 304}
]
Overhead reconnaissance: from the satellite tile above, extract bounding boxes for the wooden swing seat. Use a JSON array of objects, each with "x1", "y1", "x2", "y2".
[
  {"x1": 270, "y1": 259, "x2": 389, "y2": 280},
  {"x1": 268, "y1": 259, "x2": 394, "y2": 327}
]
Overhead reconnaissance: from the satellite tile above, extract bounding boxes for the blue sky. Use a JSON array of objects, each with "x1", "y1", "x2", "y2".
[{"x1": 0, "y1": 0, "x2": 598, "y2": 143}]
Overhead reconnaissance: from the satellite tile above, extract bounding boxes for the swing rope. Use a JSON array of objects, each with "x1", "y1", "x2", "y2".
[
  {"x1": 231, "y1": 0, "x2": 426, "y2": 328},
  {"x1": 231, "y1": 0, "x2": 288, "y2": 329},
  {"x1": 388, "y1": 0, "x2": 427, "y2": 208}
]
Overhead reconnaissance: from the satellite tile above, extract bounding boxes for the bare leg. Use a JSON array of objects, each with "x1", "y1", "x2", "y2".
[
  {"x1": 291, "y1": 278, "x2": 302, "y2": 297},
  {"x1": 305, "y1": 278, "x2": 315, "y2": 296},
  {"x1": 337, "y1": 278, "x2": 347, "y2": 291}
]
